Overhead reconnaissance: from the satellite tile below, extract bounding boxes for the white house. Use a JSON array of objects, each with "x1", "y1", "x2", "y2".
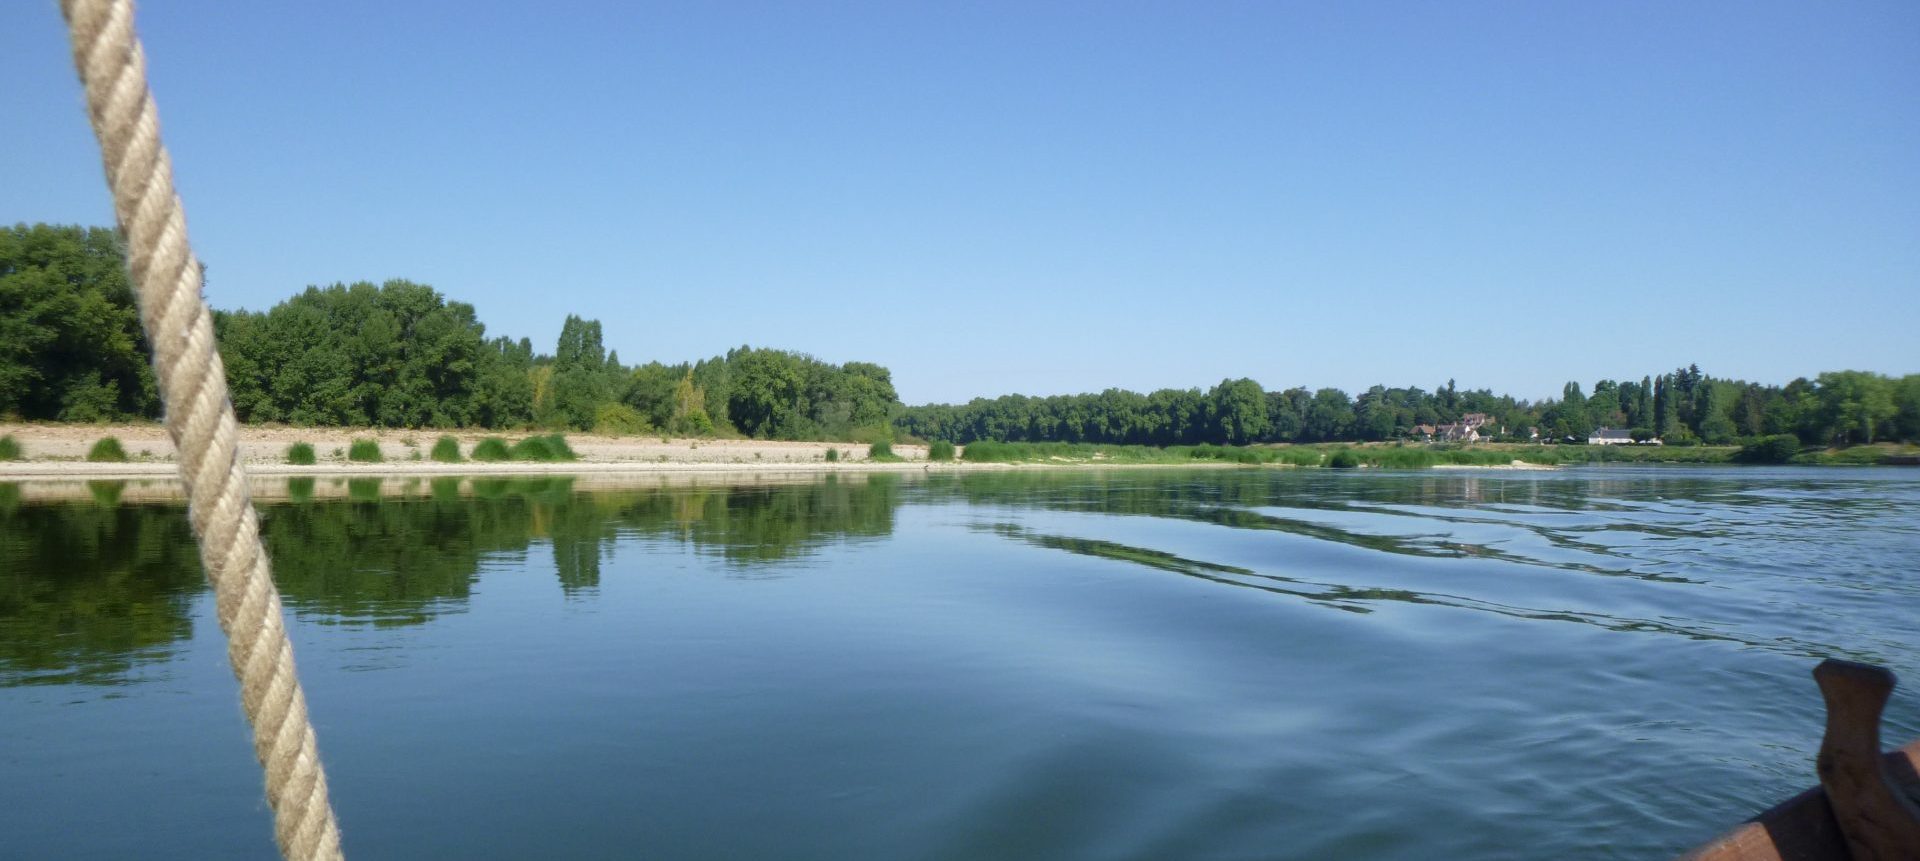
[{"x1": 1588, "y1": 427, "x2": 1634, "y2": 446}]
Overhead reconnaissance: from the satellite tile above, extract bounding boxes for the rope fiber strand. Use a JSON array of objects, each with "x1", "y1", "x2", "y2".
[{"x1": 59, "y1": 1, "x2": 345, "y2": 858}]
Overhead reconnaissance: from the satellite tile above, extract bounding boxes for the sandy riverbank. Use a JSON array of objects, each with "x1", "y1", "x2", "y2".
[{"x1": 0, "y1": 422, "x2": 949, "y2": 478}]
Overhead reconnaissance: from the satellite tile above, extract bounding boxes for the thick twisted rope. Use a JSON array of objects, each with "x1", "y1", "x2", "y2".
[{"x1": 59, "y1": 2, "x2": 345, "y2": 858}]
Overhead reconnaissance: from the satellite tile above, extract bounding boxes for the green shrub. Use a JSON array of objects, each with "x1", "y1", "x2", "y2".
[
  {"x1": 1327, "y1": 449, "x2": 1360, "y2": 469},
  {"x1": 1273, "y1": 447, "x2": 1324, "y2": 467},
  {"x1": 593, "y1": 403, "x2": 651, "y2": 436},
  {"x1": 86, "y1": 437, "x2": 128, "y2": 462},
  {"x1": 960, "y1": 440, "x2": 1034, "y2": 463},
  {"x1": 541, "y1": 434, "x2": 577, "y2": 461},
  {"x1": 868, "y1": 441, "x2": 896, "y2": 461},
  {"x1": 670, "y1": 410, "x2": 715, "y2": 437},
  {"x1": 471, "y1": 437, "x2": 511, "y2": 461},
  {"x1": 1735, "y1": 434, "x2": 1802, "y2": 464},
  {"x1": 285, "y1": 442, "x2": 317, "y2": 465},
  {"x1": 508, "y1": 436, "x2": 555, "y2": 461},
  {"x1": 1360, "y1": 447, "x2": 1438, "y2": 469},
  {"x1": 0, "y1": 435, "x2": 20, "y2": 461},
  {"x1": 928, "y1": 440, "x2": 956, "y2": 462},
  {"x1": 347, "y1": 438, "x2": 383, "y2": 463},
  {"x1": 430, "y1": 436, "x2": 463, "y2": 463},
  {"x1": 851, "y1": 425, "x2": 894, "y2": 445},
  {"x1": 504, "y1": 434, "x2": 577, "y2": 462},
  {"x1": 825, "y1": 447, "x2": 840, "y2": 463}
]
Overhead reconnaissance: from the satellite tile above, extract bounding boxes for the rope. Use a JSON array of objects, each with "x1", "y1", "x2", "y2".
[{"x1": 58, "y1": 2, "x2": 345, "y2": 858}]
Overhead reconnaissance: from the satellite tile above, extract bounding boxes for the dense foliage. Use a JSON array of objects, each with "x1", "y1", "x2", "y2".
[
  {"x1": 4, "y1": 224, "x2": 900, "y2": 440},
  {"x1": 0, "y1": 225, "x2": 156, "y2": 421},
  {"x1": 898, "y1": 368, "x2": 1920, "y2": 448}
]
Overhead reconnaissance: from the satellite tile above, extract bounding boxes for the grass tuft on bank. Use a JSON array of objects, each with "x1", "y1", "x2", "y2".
[
  {"x1": 430, "y1": 435, "x2": 463, "y2": 463},
  {"x1": 471, "y1": 437, "x2": 511, "y2": 461},
  {"x1": 508, "y1": 434, "x2": 577, "y2": 462},
  {"x1": 86, "y1": 437, "x2": 128, "y2": 462}
]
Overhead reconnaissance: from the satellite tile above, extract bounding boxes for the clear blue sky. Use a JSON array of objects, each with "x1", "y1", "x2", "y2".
[{"x1": 4, "y1": 2, "x2": 1915, "y2": 405}]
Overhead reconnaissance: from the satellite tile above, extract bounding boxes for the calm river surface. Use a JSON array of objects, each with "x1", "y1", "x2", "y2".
[{"x1": 2, "y1": 467, "x2": 1916, "y2": 859}]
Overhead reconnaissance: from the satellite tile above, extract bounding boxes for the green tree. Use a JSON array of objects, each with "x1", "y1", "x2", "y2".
[
  {"x1": 1352, "y1": 385, "x2": 1399, "y2": 441},
  {"x1": 1813, "y1": 371, "x2": 1896, "y2": 445},
  {"x1": 669, "y1": 371, "x2": 714, "y2": 436},
  {"x1": 1654, "y1": 375, "x2": 1680, "y2": 441},
  {"x1": 623, "y1": 362, "x2": 685, "y2": 429},
  {"x1": 1697, "y1": 383, "x2": 1737, "y2": 444},
  {"x1": 1208, "y1": 378, "x2": 1269, "y2": 444},
  {"x1": 1893, "y1": 375, "x2": 1920, "y2": 442},
  {"x1": 726, "y1": 348, "x2": 807, "y2": 438},
  {"x1": 1587, "y1": 380, "x2": 1622, "y2": 429},
  {"x1": 1557, "y1": 382, "x2": 1592, "y2": 439},
  {"x1": 1302, "y1": 388, "x2": 1354, "y2": 442},
  {"x1": 0, "y1": 224, "x2": 156, "y2": 421},
  {"x1": 549, "y1": 315, "x2": 610, "y2": 430}
]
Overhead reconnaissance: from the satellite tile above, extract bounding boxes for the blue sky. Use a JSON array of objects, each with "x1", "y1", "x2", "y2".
[{"x1": 4, "y1": 2, "x2": 1915, "y2": 405}]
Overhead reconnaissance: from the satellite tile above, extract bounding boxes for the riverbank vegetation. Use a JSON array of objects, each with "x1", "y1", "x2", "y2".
[
  {"x1": 900, "y1": 368, "x2": 1920, "y2": 452},
  {"x1": 430, "y1": 436, "x2": 463, "y2": 463},
  {"x1": 958, "y1": 441, "x2": 1748, "y2": 467},
  {"x1": 6, "y1": 224, "x2": 1916, "y2": 461},
  {"x1": 84, "y1": 437, "x2": 127, "y2": 463}
]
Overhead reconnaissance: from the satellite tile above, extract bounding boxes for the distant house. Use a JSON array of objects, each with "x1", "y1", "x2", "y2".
[
  {"x1": 1436, "y1": 423, "x2": 1481, "y2": 443},
  {"x1": 1413, "y1": 424, "x2": 1437, "y2": 442},
  {"x1": 1460, "y1": 413, "x2": 1492, "y2": 429},
  {"x1": 1588, "y1": 427, "x2": 1634, "y2": 446}
]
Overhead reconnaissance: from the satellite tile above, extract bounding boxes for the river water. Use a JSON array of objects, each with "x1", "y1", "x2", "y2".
[{"x1": 2, "y1": 467, "x2": 1916, "y2": 859}]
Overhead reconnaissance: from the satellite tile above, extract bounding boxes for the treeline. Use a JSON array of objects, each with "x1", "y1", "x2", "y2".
[
  {"x1": 896, "y1": 368, "x2": 1920, "y2": 448},
  {"x1": 8, "y1": 224, "x2": 1917, "y2": 448},
  {"x1": 2, "y1": 224, "x2": 900, "y2": 439},
  {"x1": 221, "y1": 289, "x2": 904, "y2": 438}
]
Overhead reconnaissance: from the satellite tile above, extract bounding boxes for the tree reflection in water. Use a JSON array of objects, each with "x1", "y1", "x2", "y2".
[{"x1": 0, "y1": 475, "x2": 903, "y2": 686}]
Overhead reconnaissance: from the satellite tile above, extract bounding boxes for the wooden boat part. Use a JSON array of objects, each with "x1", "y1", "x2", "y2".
[
  {"x1": 1815, "y1": 661, "x2": 1920, "y2": 860},
  {"x1": 1683, "y1": 660, "x2": 1920, "y2": 860}
]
